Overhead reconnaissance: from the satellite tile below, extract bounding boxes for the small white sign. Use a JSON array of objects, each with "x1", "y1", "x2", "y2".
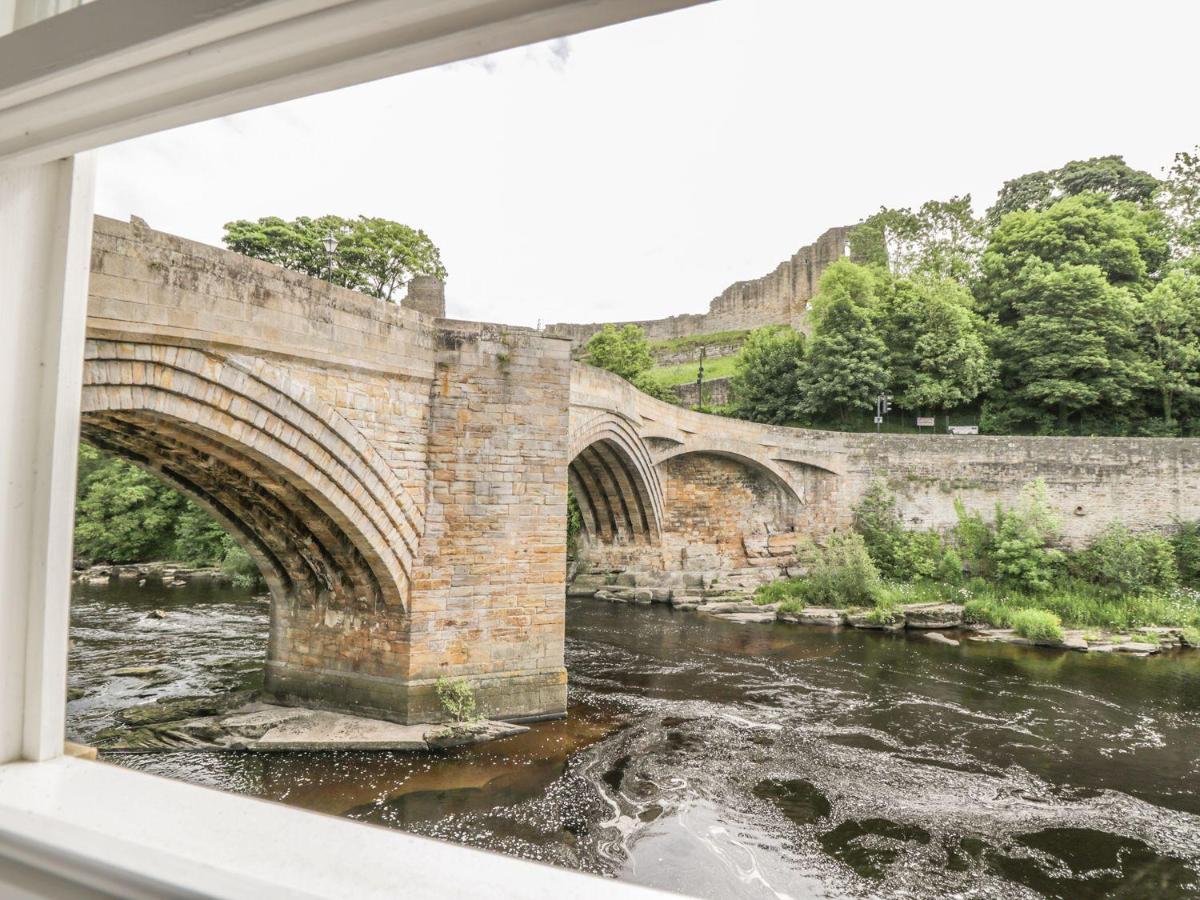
[
  {"x1": 916, "y1": 416, "x2": 936, "y2": 427},
  {"x1": 948, "y1": 425, "x2": 979, "y2": 435},
  {"x1": 874, "y1": 416, "x2": 883, "y2": 424}
]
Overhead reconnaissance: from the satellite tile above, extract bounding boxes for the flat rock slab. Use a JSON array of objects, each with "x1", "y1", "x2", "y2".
[
  {"x1": 102, "y1": 700, "x2": 528, "y2": 752},
  {"x1": 251, "y1": 711, "x2": 429, "y2": 751},
  {"x1": 903, "y1": 603, "x2": 964, "y2": 629},
  {"x1": 716, "y1": 611, "x2": 778, "y2": 625}
]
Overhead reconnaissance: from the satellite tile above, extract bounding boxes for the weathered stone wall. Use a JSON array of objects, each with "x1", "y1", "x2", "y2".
[
  {"x1": 672, "y1": 377, "x2": 732, "y2": 408},
  {"x1": 547, "y1": 226, "x2": 851, "y2": 346},
  {"x1": 650, "y1": 338, "x2": 745, "y2": 366}
]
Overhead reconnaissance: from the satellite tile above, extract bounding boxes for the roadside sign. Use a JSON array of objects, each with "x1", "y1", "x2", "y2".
[
  {"x1": 948, "y1": 425, "x2": 979, "y2": 435},
  {"x1": 916, "y1": 416, "x2": 936, "y2": 427},
  {"x1": 873, "y1": 416, "x2": 883, "y2": 424}
]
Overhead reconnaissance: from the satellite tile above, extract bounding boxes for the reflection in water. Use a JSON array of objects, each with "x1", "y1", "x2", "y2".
[{"x1": 69, "y1": 582, "x2": 1200, "y2": 898}]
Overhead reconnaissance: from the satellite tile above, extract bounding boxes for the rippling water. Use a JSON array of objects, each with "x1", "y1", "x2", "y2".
[{"x1": 68, "y1": 580, "x2": 1200, "y2": 898}]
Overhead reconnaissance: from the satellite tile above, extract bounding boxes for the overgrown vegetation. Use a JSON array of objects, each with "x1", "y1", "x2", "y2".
[
  {"x1": 718, "y1": 149, "x2": 1200, "y2": 437},
  {"x1": 754, "y1": 476, "x2": 1200, "y2": 638},
  {"x1": 74, "y1": 443, "x2": 264, "y2": 588},
  {"x1": 435, "y1": 676, "x2": 478, "y2": 723}
]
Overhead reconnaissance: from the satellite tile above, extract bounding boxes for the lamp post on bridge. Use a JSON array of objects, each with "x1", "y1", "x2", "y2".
[
  {"x1": 695, "y1": 346, "x2": 706, "y2": 411},
  {"x1": 322, "y1": 231, "x2": 338, "y2": 283}
]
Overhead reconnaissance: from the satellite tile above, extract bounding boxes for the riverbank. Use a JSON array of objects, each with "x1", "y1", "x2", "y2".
[
  {"x1": 75, "y1": 560, "x2": 233, "y2": 589},
  {"x1": 573, "y1": 579, "x2": 1200, "y2": 657}
]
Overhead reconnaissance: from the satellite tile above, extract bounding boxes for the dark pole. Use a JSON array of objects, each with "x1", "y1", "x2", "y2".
[{"x1": 696, "y1": 346, "x2": 705, "y2": 410}]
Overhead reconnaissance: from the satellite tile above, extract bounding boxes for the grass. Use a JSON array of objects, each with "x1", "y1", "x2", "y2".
[
  {"x1": 646, "y1": 329, "x2": 752, "y2": 355},
  {"x1": 757, "y1": 573, "x2": 1200, "y2": 634},
  {"x1": 1010, "y1": 608, "x2": 1064, "y2": 643},
  {"x1": 649, "y1": 354, "x2": 740, "y2": 386}
]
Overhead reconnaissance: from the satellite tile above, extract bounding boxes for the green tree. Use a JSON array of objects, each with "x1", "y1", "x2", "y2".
[
  {"x1": 882, "y1": 277, "x2": 994, "y2": 415},
  {"x1": 74, "y1": 444, "x2": 180, "y2": 563},
  {"x1": 986, "y1": 155, "x2": 1160, "y2": 225},
  {"x1": 583, "y1": 324, "x2": 653, "y2": 381},
  {"x1": 74, "y1": 443, "x2": 235, "y2": 566},
  {"x1": 978, "y1": 195, "x2": 1162, "y2": 430},
  {"x1": 1140, "y1": 266, "x2": 1200, "y2": 426},
  {"x1": 1159, "y1": 146, "x2": 1200, "y2": 257},
  {"x1": 802, "y1": 261, "x2": 889, "y2": 423},
  {"x1": 223, "y1": 214, "x2": 447, "y2": 301},
  {"x1": 991, "y1": 262, "x2": 1145, "y2": 430},
  {"x1": 852, "y1": 196, "x2": 983, "y2": 282},
  {"x1": 729, "y1": 325, "x2": 805, "y2": 424}
]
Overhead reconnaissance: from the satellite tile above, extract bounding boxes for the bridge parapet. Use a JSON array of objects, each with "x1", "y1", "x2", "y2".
[{"x1": 88, "y1": 216, "x2": 438, "y2": 379}]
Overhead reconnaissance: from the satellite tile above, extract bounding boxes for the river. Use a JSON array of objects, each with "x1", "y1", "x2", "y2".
[{"x1": 67, "y1": 578, "x2": 1200, "y2": 898}]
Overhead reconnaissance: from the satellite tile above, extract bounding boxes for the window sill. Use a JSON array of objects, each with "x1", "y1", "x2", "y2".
[{"x1": 0, "y1": 756, "x2": 667, "y2": 899}]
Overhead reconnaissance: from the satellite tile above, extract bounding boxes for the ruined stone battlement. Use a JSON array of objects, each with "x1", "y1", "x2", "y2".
[{"x1": 545, "y1": 225, "x2": 852, "y2": 346}]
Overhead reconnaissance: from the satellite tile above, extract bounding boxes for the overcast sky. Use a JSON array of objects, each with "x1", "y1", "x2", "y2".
[{"x1": 95, "y1": 0, "x2": 1198, "y2": 327}]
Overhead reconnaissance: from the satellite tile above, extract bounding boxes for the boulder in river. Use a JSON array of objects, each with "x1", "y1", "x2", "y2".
[
  {"x1": 903, "y1": 604, "x2": 964, "y2": 629},
  {"x1": 106, "y1": 665, "x2": 165, "y2": 678},
  {"x1": 924, "y1": 632, "x2": 960, "y2": 647},
  {"x1": 795, "y1": 607, "x2": 846, "y2": 627}
]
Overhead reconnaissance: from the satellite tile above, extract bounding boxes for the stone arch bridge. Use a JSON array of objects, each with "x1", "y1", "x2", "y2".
[{"x1": 84, "y1": 217, "x2": 1200, "y2": 723}]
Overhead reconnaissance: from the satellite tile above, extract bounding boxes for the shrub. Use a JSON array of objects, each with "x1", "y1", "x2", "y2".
[
  {"x1": 1074, "y1": 523, "x2": 1178, "y2": 593},
  {"x1": 1172, "y1": 520, "x2": 1200, "y2": 587},
  {"x1": 221, "y1": 542, "x2": 264, "y2": 589},
  {"x1": 952, "y1": 499, "x2": 993, "y2": 577},
  {"x1": 992, "y1": 480, "x2": 1064, "y2": 592},
  {"x1": 631, "y1": 370, "x2": 677, "y2": 403},
  {"x1": 865, "y1": 600, "x2": 904, "y2": 626},
  {"x1": 852, "y1": 479, "x2": 907, "y2": 578},
  {"x1": 435, "y1": 677, "x2": 477, "y2": 723},
  {"x1": 936, "y1": 548, "x2": 964, "y2": 584},
  {"x1": 1010, "y1": 608, "x2": 1064, "y2": 643},
  {"x1": 795, "y1": 532, "x2": 882, "y2": 607},
  {"x1": 894, "y1": 530, "x2": 945, "y2": 580},
  {"x1": 753, "y1": 579, "x2": 808, "y2": 606}
]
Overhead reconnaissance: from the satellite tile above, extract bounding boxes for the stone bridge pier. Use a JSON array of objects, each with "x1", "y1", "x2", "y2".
[{"x1": 85, "y1": 217, "x2": 569, "y2": 724}]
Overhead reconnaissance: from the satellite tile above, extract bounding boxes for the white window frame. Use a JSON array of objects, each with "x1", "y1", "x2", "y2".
[{"x1": 0, "y1": 1, "x2": 703, "y2": 895}]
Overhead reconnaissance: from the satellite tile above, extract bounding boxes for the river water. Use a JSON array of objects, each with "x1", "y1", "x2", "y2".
[{"x1": 68, "y1": 579, "x2": 1200, "y2": 898}]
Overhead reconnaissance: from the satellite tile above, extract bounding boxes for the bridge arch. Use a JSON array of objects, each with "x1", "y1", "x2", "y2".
[
  {"x1": 568, "y1": 413, "x2": 663, "y2": 545},
  {"x1": 79, "y1": 340, "x2": 422, "y2": 613}
]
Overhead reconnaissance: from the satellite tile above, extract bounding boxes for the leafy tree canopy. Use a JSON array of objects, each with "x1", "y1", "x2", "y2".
[
  {"x1": 850, "y1": 195, "x2": 983, "y2": 282},
  {"x1": 986, "y1": 155, "x2": 1160, "y2": 225},
  {"x1": 1140, "y1": 265, "x2": 1200, "y2": 425},
  {"x1": 802, "y1": 263, "x2": 890, "y2": 422},
  {"x1": 584, "y1": 323, "x2": 654, "y2": 382},
  {"x1": 730, "y1": 325, "x2": 806, "y2": 424},
  {"x1": 881, "y1": 277, "x2": 995, "y2": 413},
  {"x1": 1160, "y1": 146, "x2": 1200, "y2": 257},
  {"x1": 978, "y1": 193, "x2": 1169, "y2": 321},
  {"x1": 223, "y1": 214, "x2": 447, "y2": 301},
  {"x1": 74, "y1": 444, "x2": 230, "y2": 566}
]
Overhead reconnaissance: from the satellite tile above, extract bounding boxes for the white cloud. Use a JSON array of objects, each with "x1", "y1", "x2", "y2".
[{"x1": 95, "y1": 0, "x2": 1200, "y2": 327}]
